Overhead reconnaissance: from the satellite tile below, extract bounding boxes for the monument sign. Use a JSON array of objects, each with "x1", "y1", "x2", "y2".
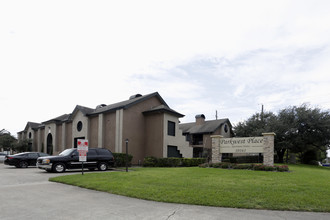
[{"x1": 211, "y1": 133, "x2": 275, "y2": 166}]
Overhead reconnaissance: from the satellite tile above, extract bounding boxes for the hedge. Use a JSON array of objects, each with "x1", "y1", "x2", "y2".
[
  {"x1": 200, "y1": 162, "x2": 289, "y2": 172},
  {"x1": 143, "y1": 157, "x2": 206, "y2": 167},
  {"x1": 113, "y1": 153, "x2": 133, "y2": 167},
  {"x1": 222, "y1": 156, "x2": 263, "y2": 164}
]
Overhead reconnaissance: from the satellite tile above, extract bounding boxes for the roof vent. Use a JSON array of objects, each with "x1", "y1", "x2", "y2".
[
  {"x1": 129, "y1": 94, "x2": 142, "y2": 100},
  {"x1": 96, "y1": 104, "x2": 107, "y2": 109}
]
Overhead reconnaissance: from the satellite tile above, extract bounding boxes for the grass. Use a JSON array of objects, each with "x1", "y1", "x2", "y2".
[{"x1": 49, "y1": 165, "x2": 330, "y2": 212}]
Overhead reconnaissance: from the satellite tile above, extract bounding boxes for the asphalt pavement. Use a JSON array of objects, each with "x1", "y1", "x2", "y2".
[{"x1": 0, "y1": 163, "x2": 329, "y2": 220}]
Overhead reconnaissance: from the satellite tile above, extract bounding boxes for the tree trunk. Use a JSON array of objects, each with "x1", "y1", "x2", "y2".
[
  {"x1": 289, "y1": 153, "x2": 296, "y2": 164},
  {"x1": 276, "y1": 149, "x2": 285, "y2": 163},
  {"x1": 286, "y1": 148, "x2": 289, "y2": 163}
]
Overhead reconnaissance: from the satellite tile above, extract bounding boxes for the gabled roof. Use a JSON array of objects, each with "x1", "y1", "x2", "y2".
[
  {"x1": 88, "y1": 92, "x2": 168, "y2": 116},
  {"x1": 43, "y1": 114, "x2": 72, "y2": 124},
  {"x1": 71, "y1": 105, "x2": 94, "y2": 117},
  {"x1": 179, "y1": 118, "x2": 232, "y2": 134},
  {"x1": 24, "y1": 122, "x2": 43, "y2": 131},
  {"x1": 143, "y1": 105, "x2": 184, "y2": 118}
]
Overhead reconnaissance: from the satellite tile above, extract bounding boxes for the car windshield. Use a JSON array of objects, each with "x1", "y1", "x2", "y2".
[{"x1": 59, "y1": 149, "x2": 76, "y2": 156}]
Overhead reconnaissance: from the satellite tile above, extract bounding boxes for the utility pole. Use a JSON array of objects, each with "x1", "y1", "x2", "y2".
[{"x1": 261, "y1": 104, "x2": 264, "y2": 123}]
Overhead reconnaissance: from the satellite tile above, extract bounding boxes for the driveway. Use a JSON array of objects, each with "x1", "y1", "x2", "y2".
[{"x1": 0, "y1": 164, "x2": 329, "y2": 220}]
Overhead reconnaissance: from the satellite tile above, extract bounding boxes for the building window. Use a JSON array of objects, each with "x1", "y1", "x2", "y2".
[
  {"x1": 167, "y1": 145, "x2": 182, "y2": 158},
  {"x1": 185, "y1": 134, "x2": 191, "y2": 142},
  {"x1": 168, "y1": 121, "x2": 175, "y2": 136},
  {"x1": 77, "y1": 121, "x2": 83, "y2": 132},
  {"x1": 192, "y1": 134, "x2": 203, "y2": 145},
  {"x1": 29, "y1": 132, "x2": 32, "y2": 139},
  {"x1": 224, "y1": 124, "x2": 228, "y2": 133}
]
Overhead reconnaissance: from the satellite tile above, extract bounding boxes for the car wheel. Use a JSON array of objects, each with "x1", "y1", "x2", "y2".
[
  {"x1": 98, "y1": 162, "x2": 108, "y2": 171},
  {"x1": 19, "y1": 161, "x2": 29, "y2": 168},
  {"x1": 53, "y1": 163, "x2": 66, "y2": 173}
]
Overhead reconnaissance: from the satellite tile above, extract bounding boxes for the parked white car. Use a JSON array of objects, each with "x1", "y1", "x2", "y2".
[
  {"x1": 318, "y1": 161, "x2": 330, "y2": 167},
  {"x1": 0, "y1": 152, "x2": 8, "y2": 163}
]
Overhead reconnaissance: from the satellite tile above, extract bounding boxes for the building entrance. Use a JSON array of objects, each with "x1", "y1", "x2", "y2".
[{"x1": 47, "y1": 133, "x2": 53, "y2": 155}]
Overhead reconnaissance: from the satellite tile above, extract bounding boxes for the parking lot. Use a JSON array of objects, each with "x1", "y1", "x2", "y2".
[{"x1": 0, "y1": 163, "x2": 329, "y2": 220}]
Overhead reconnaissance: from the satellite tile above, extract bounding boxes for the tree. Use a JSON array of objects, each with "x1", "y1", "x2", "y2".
[
  {"x1": 273, "y1": 108, "x2": 297, "y2": 163},
  {"x1": 280, "y1": 105, "x2": 330, "y2": 163},
  {"x1": 234, "y1": 105, "x2": 330, "y2": 164},
  {"x1": 234, "y1": 111, "x2": 285, "y2": 161},
  {"x1": 15, "y1": 139, "x2": 30, "y2": 152},
  {"x1": 0, "y1": 131, "x2": 17, "y2": 151},
  {"x1": 234, "y1": 112, "x2": 277, "y2": 137}
]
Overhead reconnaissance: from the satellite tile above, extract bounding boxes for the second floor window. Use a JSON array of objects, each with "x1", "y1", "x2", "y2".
[
  {"x1": 168, "y1": 121, "x2": 175, "y2": 136},
  {"x1": 192, "y1": 134, "x2": 203, "y2": 145}
]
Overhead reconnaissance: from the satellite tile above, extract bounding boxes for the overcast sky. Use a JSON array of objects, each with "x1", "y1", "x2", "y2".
[{"x1": 1, "y1": 0, "x2": 330, "y2": 140}]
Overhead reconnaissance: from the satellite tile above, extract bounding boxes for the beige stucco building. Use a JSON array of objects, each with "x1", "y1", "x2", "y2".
[{"x1": 18, "y1": 92, "x2": 192, "y2": 164}]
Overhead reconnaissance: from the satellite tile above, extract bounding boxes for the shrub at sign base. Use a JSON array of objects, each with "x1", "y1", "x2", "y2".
[{"x1": 199, "y1": 162, "x2": 289, "y2": 172}]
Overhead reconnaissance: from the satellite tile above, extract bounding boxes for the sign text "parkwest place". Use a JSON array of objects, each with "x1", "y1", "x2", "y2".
[
  {"x1": 220, "y1": 137, "x2": 264, "y2": 145},
  {"x1": 219, "y1": 137, "x2": 264, "y2": 153}
]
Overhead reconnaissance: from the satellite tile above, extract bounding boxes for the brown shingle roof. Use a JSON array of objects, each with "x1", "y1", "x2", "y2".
[
  {"x1": 143, "y1": 105, "x2": 184, "y2": 118},
  {"x1": 179, "y1": 118, "x2": 231, "y2": 134},
  {"x1": 88, "y1": 92, "x2": 168, "y2": 115}
]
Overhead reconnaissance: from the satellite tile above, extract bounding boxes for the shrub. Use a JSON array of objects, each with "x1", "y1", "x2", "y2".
[
  {"x1": 210, "y1": 163, "x2": 221, "y2": 168},
  {"x1": 157, "y1": 158, "x2": 168, "y2": 167},
  {"x1": 198, "y1": 163, "x2": 210, "y2": 168},
  {"x1": 143, "y1": 156, "x2": 158, "y2": 167},
  {"x1": 182, "y1": 158, "x2": 206, "y2": 167},
  {"x1": 276, "y1": 165, "x2": 289, "y2": 172},
  {"x1": 143, "y1": 157, "x2": 206, "y2": 167},
  {"x1": 201, "y1": 162, "x2": 289, "y2": 172},
  {"x1": 253, "y1": 164, "x2": 265, "y2": 171},
  {"x1": 234, "y1": 164, "x2": 252, "y2": 170},
  {"x1": 157, "y1": 158, "x2": 181, "y2": 167},
  {"x1": 168, "y1": 158, "x2": 182, "y2": 167},
  {"x1": 264, "y1": 166, "x2": 276, "y2": 171},
  {"x1": 113, "y1": 153, "x2": 133, "y2": 167},
  {"x1": 232, "y1": 164, "x2": 239, "y2": 169},
  {"x1": 220, "y1": 162, "x2": 231, "y2": 169},
  {"x1": 308, "y1": 160, "x2": 319, "y2": 166}
]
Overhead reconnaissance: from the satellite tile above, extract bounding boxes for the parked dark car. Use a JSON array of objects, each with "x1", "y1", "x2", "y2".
[
  {"x1": 37, "y1": 148, "x2": 114, "y2": 173},
  {"x1": 4, "y1": 152, "x2": 50, "y2": 168}
]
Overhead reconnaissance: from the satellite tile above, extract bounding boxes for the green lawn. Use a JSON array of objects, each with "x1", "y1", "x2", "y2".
[{"x1": 49, "y1": 165, "x2": 330, "y2": 212}]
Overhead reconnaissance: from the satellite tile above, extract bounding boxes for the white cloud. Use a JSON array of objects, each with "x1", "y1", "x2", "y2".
[{"x1": 1, "y1": 0, "x2": 330, "y2": 136}]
